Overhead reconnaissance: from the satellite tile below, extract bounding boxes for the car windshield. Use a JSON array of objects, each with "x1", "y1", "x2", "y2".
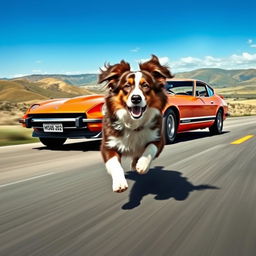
[{"x1": 165, "y1": 81, "x2": 194, "y2": 96}]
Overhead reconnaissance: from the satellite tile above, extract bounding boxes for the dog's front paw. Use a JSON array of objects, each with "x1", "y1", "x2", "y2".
[
  {"x1": 136, "y1": 156, "x2": 151, "y2": 174},
  {"x1": 131, "y1": 157, "x2": 139, "y2": 171},
  {"x1": 112, "y1": 176, "x2": 128, "y2": 193}
]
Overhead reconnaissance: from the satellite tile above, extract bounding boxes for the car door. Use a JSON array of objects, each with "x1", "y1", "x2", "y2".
[
  {"x1": 195, "y1": 81, "x2": 218, "y2": 116},
  {"x1": 165, "y1": 80, "x2": 194, "y2": 120},
  {"x1": 190, "y1": 81, "x2": 217, "y2": 127},
  {"x1": 166, "y1": 80, "x2": 199, "y2": 132}
]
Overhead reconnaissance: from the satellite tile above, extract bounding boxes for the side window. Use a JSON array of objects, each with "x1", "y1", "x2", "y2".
[
  {"x1": 207, "y1": 85, "x2": 214, "y2": 97},
  {"x1": 196, "y1": 82, "x2": 209, "y2": 97},
  {"x1": 165, "y1": 81, "x2": 194, "y2": 96}
]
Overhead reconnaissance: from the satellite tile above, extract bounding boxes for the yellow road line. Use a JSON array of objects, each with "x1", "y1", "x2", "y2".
[{"x1": 231, "y1": 135, "x2": 254, "y2": 145}]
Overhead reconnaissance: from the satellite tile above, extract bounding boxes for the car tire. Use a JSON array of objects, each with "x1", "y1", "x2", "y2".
[
  {"x1": 163, "y1": 109, "x2": 178, "y2": 144},
  {"x1": 209, "y1": 109, "x2": 223, "y2": 135},
  {"x1": 39, "y1": 138, "x2": 67, "y2": 148}
]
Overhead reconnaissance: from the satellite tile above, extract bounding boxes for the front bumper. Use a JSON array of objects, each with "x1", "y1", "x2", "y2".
[
  {"x1": 19, "y1": 117, "x2": 102, "y2": 128},
  {"x1": 19, "y1": 114, "x2": 102, "y2": 139},
  {"x1": 31, "y1": 129, "x2": 102, "y2": 139}
]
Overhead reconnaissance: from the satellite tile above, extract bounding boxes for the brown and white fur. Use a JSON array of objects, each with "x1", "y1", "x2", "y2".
[{"x1": 98, "y1": 55, "x2": 173, "y2": 192}]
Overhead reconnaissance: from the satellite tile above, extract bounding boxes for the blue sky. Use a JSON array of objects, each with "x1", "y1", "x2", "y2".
[{"x1": 1, "y1": 0, "x2": 256, "y2": 77}]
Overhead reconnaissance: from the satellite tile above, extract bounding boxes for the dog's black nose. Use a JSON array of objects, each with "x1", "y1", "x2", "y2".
[{"x1": 131, "y1": 95, "x2": 142, "y2": 104}]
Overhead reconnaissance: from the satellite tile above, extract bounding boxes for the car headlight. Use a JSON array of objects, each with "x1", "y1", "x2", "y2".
[{"x1": 30, "y1": 104, "x2": 40, "y2": 110}]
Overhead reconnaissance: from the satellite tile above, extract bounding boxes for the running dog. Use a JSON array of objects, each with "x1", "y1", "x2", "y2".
[{"x1": 98, "y1": 55, "x2": 173, "y2": 192}]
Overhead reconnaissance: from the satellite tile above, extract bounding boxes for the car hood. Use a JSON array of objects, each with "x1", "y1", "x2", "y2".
[{"x1": 27, "y1": 95, "x2": 105, "y2": 114}]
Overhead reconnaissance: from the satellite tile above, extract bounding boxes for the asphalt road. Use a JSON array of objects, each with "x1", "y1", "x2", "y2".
[{"x1": 0, "y1": 116, "x2": 256, "y2": 256}]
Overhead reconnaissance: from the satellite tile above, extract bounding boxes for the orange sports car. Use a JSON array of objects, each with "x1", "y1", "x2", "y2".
[{"x1": 20, "y1": 79, "x2": 228, "y2": 147}]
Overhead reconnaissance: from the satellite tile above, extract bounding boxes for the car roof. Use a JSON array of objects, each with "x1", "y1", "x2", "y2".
[
  {"x1": 166, "y1": 78, "x2": 211, "y2": 84},
  {"x1": 166, "y1": 78, "x2": 196, "y2": 82}
]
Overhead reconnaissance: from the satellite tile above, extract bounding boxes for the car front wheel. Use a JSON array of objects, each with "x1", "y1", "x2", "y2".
[
  {"x1": 163, "y1": 109, "x2": 178, "y2": 144},
  {"x1": 209, "y1": 109, "x2": 223, "y2": 135},
  {"x1": 39, "y1": 138, "x2": 67, "y2": 148}
]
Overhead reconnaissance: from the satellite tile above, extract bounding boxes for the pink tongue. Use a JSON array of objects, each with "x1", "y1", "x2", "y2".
[{"x1": 132, "y1": 106, "x2": 142, "y2": 116}]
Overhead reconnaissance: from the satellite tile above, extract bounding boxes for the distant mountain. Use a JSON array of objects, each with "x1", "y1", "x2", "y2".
[
  {"x1": 8, "y1": 68, "x2": 256, "y2": 88},
  {"x1": 0, "y1": 78, "x2": 93, "y2": 103},
  {"x1": 1, "y1": 68, "x2": 256, "y2": 104},
  {"x1": 18, "y1": 74, "x2": 98, "y2": 86},
  {"x1": 36, "y1": 78, "x2": 93, "y2": 95},
  {"x1": 175, "y1": 68, "x2": 256, "y2": 87}
]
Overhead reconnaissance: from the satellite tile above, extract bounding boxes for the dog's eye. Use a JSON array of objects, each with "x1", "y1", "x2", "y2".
[
  {"x1": 141, "y1": 83, "x2": 150, "y2": 89},
  {"x1": 123, "y1": 84, "x2": 132, "y2": 93},
  {"x1": 124, "y1": 84, "x2": 131, "y2": 88}
]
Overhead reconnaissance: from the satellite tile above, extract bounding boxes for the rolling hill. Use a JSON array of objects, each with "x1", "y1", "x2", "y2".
[
  {"x1": 0, "y1": 78, "x2": 93, "y2": 103},
  {"x1": 20, "y1": 74, "x2": 98, "y2": 86},
  {"x1": 1, "y1": 68, "x2": 256, "y2": 103},
  {"x1": 11, "y1": 68, "x2": 256, "y2": 88},
  {"x1": 175, "y1": 68, "x2": 256, "y2": 87}
]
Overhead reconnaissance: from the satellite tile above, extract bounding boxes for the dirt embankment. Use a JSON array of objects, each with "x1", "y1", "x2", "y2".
[{"x1": 0, "y1": 101, "x2": 30, "y2": 125}]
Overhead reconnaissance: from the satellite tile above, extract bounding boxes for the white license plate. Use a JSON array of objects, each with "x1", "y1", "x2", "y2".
[{"x1": 43, "y1": 123, "x2": 63, "y2": 132}]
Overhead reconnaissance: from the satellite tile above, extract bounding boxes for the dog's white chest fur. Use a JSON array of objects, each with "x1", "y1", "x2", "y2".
[{"x1": 106, "y1": 108, "x2": 160, "y2": 156}]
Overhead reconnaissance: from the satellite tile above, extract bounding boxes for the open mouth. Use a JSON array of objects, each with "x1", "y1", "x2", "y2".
[{"x1": 128, "y1": 106, "x2": 147, "y2": 119}]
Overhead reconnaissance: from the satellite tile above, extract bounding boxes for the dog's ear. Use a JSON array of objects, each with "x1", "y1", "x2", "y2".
[
  {"x1": 98, "y1": 60, "x2": 131, "y2": 91},
  {"x1": 139, "y1": 55, "x2": 174, "y2": 88}
]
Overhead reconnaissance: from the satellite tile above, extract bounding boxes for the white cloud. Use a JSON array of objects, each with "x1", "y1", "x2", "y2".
[
  {"x1": 130, "y1": 47, "x2": 140, "y2": 53},
  {"x1": 169, "y1": 52, "x2": 256, "y2": 72},
  {"x1": 35, "y1": 60, "x2": 43, "y2": 64},
  {"x1": 248, "y1": 39, "x2": 253, "y2": 44},
  {"x1": 247, "y1": 39, "x2": 256, "y2": 48}
]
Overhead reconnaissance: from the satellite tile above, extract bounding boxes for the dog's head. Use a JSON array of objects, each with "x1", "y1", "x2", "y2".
[{"x1": 98, "y1": 55, "x2": 173, "y2": 119}]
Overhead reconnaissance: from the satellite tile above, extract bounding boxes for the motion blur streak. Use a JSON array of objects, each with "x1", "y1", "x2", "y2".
[
  {"x1": 0, "y1": 116, "x2": 256, "y2": 256},
  {"x1": 0, "y1": 172, "x2": 55, "y2": 188}
]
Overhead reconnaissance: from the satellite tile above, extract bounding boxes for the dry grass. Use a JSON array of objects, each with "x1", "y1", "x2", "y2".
[
  {"x1": 227, "y1": 99, "x2": 256, "y2": 106},
  {"x1": 0, "y1": 87, "x2": 48, "y2": 102},
  {"x1": 37, "y1": 78, "x2": 93, "y2": 95},
  {"x1": 216, "y1": 85, "x2": 256, "y2": 116},
  {"x1": 215, "y1": 86, "x2": 245, "y2": 93},
  {"x1": 227, "y1": 102, "x2": 256, "y2": 116},
  {"x1": 216, "y1": 86, "x2": 256, "y2": 99},
  {"x1": 0, "y1": 125, "x2": 38, "y2": 146}
]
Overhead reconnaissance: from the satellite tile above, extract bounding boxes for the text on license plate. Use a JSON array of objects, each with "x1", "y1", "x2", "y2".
[{"x1": 43, "y1": 123, "x2": 63, "y2": 132}]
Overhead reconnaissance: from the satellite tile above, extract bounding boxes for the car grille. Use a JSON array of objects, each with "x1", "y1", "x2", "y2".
[{"x1": 28, "y1": 113, "x2": 87, "y2": 130}]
